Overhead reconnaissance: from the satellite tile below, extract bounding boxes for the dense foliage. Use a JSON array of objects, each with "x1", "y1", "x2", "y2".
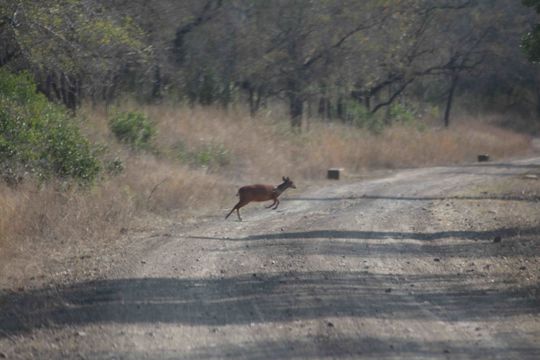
[
  {"x1": 523, "y1": 0, "x2": 540, "y2": 62},
  {"x1": 0, "y1": 69, "x2": 100, "y2": 184},
  {"x1": 1, "y1": 0, "x2": 539, "y2": 127},
  {"x1": 0, "y1": 0, "x2": 148, "y2": 108},
  {"x1": 109, "y1": 111, "x2": 155, "y2": 150}
]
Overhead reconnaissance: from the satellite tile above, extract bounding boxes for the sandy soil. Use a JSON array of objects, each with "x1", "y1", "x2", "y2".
[{"x1": 1, "y1": 157, "x2": 539, "y2": 359}]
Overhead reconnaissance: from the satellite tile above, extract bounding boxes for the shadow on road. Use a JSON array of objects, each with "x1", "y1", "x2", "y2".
[
  {"x1": 190, "y1": 226, "x2": 540, "y2": 244},
  {"x1": 460, "y1": 162, "x2": 540, "y2": 170},
  {"x1": 1, "y1": 271, "x2": 538, "y2": 338},
  {"x1": 85, "y1": 336, "x2": 540, "y2": 359},
  {"x1": 437, "y1": 161, "x2": 540, "y2": 178},
  {"x1": 176, "y1": 336, "x2": 540, "y2": 360},
  {"x1": 288, "y1": 194, "x2": 540, "y2": 202}
]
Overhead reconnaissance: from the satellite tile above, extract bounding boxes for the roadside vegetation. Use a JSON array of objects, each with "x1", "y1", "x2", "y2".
[{"x1": 0, "y1": 99, "x2": 534, "y2": 283}]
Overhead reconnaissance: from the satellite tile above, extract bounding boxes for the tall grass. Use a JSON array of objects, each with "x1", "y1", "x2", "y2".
[{"x1": 0, "y1": 104, "x2": 533, "y2": 278}]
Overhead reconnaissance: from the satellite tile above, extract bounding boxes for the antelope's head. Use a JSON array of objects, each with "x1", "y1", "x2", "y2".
[{"x1": 282, "y1": 176, "x2": 296, "y2": 189}]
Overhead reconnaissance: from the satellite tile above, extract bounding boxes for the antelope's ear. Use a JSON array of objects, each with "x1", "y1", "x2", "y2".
[{"x1": 282, "y1": 176, "x2": 286, "y2": 181}]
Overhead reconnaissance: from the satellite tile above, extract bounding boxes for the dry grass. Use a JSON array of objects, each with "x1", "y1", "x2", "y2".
[
  {"x1": 0, "y1": 104, "x2": 535, "y2": 285},
  {"x1": 146, "y1": 105, "x2": 532, "y2": 179}
]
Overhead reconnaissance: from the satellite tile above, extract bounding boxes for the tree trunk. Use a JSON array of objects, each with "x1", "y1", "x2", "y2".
[
  {"x1": 337, "y1": 97, "x2": 345, "y2": 122},
  {"x1": 287, "y1": 77, "x2": 303, "y2": 128},
  {"x1": 364, "y1": 94, "x2": 371, "y2": 112},
  {"x1": 318, "y1": 97, "x2": 326, "y2": 118},
  {"x1": 289, "y1": 94, "x2": 303, "y2": 128},
  {"x1": 151, "y1": 65, "x2": 162, "y2": 101},
  {"x1": 247, "y1": 85, "x2": 264, "y2": 116},
  {"x1": 534, "y1": 78, "x2": 540, "y2": 118},
  {"x1": 536, "y1": 91, "x2": 540, "y2": 118},
  {"x1": 444, "y1": 73, "x2": 459, "y2": 128},
  {"x1": 248, "y1": 87, "x2": 256, "y2": 116}
]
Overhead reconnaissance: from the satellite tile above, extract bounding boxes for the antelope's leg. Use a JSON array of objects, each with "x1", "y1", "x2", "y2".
[
  {"x1": 225, "y1": 205, "x2": 237, "y2": 219},
  {"x1": 236, "y1": 208, "x2": 242, "y2": 221},
  {"x1": 272, "y1": 198, "x2": 280, "y2": 210},
  {"x1": 226, "y1": 200, "x2": 247, "y2": 220},
  {"x1": 266, "y1": 199, "x2": 277, "y2": 208}
]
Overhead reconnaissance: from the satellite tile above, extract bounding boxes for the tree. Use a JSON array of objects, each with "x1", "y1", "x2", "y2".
[
  {"x1": 523, "y1": 0, "x2": 540, "y2": 62},
  {"x1": 0, "y1": 0, "x2": 149, "y2": 108},
  {"x1": 237, "y1": 0, "x2": 390, "y2": 127},
  {"x1": 3, "y1": 0, "x2": 539, "y2": 126},
  {"x1": 342, "y1": 0, "x2": 531, "y2": 127},
  {"x1": 338, "y1": 1, "x2": 484, "y2": 126}
]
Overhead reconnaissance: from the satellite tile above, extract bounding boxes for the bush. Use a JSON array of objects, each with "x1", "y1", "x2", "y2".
[
  {"x1": 342, "y1": 99, "x2": 384, "y2": 134},
  {"x1": 175, "y1": 141, "x2": 231, "y2": 169},
  {"x1": 105, "y1": 157, "x2": 124, "y2": 175},
  {"x1": 0, "y1": 70, "x2": 101, "y2": 184},
  {"x1": 193, "y1": 143, "x2": 231, "y2": 168},
  {"x1": 342, "y1": 99, "x2": 420, "y2": 133},
  {"x1": 388, "y1": 103, "x2": 416, "y2": 125},
  {"x1": 109, "y1": 111, "x2": 155, "y2": 149}
]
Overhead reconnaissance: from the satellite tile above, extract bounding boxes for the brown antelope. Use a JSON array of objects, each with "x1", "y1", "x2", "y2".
[{"x1": 225, "y1": 176, "x2": 296, "y2": 221}]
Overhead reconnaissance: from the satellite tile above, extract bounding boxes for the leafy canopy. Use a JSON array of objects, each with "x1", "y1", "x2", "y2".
[{"x1": 522, "y1": 0, "x2": 540, "y2": 62}]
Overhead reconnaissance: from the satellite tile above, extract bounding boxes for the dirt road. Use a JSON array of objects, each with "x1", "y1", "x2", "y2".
[{"x1": 1, "y1": 158, "x2": 539, "y2": 359}]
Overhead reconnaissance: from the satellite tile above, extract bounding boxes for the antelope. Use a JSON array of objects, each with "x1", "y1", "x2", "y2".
[{"x1": 225, "y1": 176, "x2": 296, "y2": 221}]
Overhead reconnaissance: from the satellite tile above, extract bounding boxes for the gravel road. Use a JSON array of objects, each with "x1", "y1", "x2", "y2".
[{"x1": 1, "y1": 158, "x2": 539, "y2": 359}]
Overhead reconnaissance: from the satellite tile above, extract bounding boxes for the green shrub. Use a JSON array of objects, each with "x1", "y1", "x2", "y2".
[
  {"x1": 388, "y1": 103, "x2": 416, "y2": 125},
  {"x1": 193, "y1": 143, "x2": 230, "y2": 168},
  {"x1": 0, "y1": 69, "x2": 101, "y2": 184},
  {"x1": 342, "y1": 99, "x2": 421, "y2": 133},
  {"x1": 175, "y1": 141, "x2": 231, "y2": 169},
  {"x1": 105, "y1": 157, "x2": 124, "y2": 175},
  {"x1": 342, "y1": 99, "x2": 384, "y2": 134},
  {"x1": 109, "y1": 111, "x2": 155, "y2": 149}
]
